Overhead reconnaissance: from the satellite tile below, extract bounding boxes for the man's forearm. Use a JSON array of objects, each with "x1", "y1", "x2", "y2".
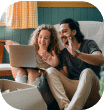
[{"x1": 77, "y1": 51, "x2": 104, "y2": 66}]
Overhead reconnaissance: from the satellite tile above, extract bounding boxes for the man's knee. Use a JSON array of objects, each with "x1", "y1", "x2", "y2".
[
  {"x1": 81, "y1": 68, "x2": 95, "y2": 77},
  {"x1": 80, "y1": 68, "x2": 97, "y2": 81},
  {"x1": 82, "y1": 68, "x2": 94, "y2": 74},
  {"x1": 46, "y1": 67, "x2": 58, "y2": 76}
]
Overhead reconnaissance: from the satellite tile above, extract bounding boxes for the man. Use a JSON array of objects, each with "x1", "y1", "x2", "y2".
[{"x1": 40, "y1": 18, "x2": 104, "y2": 110}]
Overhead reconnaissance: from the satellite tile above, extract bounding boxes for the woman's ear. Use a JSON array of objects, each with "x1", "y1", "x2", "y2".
[{"x1": 72, "y1": 29, "x2": 77, "y2": 36}]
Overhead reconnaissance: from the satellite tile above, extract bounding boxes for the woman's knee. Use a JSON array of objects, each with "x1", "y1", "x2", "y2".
[
  {"x1": 28, "y1": 69, "x2": 38, "y2": 74},
  {"x1": 28, "y1": 69, "x2": 41, "y2": 84},
  {"x1": 17, "y1": 68, "x2": 27, "y2": 76},
  {"x1": 28, "y1": 69, "x2": 41, "y2": 78}
]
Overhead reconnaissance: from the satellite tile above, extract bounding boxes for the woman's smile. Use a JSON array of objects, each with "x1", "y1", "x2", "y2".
[{"x1": 38, "y1": 29, "x2": 51, "y2": 50}]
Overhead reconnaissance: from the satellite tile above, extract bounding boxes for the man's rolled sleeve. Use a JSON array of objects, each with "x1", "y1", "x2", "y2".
[{"x1": 87, "y1": 40, "x2": 102, "y2": 54}]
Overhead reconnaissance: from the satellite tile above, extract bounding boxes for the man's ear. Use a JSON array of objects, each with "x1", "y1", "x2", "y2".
[{"x1": 72, "y1": 29, "x2": 77, "y2": 36}]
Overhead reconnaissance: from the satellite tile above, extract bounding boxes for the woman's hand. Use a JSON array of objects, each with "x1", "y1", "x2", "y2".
[
  {"x1": 41, "y1": 50, "x2": 59, "y2": 67},
  {"x1": 4, "y1": 40, "x2": 19, "y2": 53}
]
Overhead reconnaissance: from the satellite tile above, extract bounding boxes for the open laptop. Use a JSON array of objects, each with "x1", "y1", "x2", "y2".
[{"x1": 9, "y1": 45, "x2": 37, "y2": 68}]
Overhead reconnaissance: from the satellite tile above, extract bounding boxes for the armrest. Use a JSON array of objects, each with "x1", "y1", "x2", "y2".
[
  {"x1": 0, "y1": 64, "x2": 18, "y2": 78},
  {"x1": 0, "y1": 64, "x2": 12, "y2": 76},
  {"x1": 0, "y1": 40, "x2": 6, "y2": 63},
  {"x1": 0, "y1": 64, "x2": 12, "y2": 71}
]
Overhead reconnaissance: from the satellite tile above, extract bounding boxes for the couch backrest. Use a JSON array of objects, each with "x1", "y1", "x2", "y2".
[{"x1": 54, "y1": 21, "x2": 104, "y2": 55}]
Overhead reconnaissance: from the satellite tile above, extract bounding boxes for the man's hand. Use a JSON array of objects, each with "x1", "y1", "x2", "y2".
[
  {"x1": 63, "y1": 34, "x2": 76, "y2": 56},
  {"x1": 41, "y1": 50, "x2": 59, "y2": 67}
]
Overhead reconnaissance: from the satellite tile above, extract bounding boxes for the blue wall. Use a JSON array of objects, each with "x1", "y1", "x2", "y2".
[
  {"x1": 38, "y1": 7, "x2": 103, "y2": 25},
  {"x1": 0, "y1": 7, "x2": 103, "y2": 63}
]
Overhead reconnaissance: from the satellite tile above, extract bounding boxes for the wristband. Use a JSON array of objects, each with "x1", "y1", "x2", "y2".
[
  {"x1": 73, "y1": 50, "x2": 81, "y2": 58},
  {"x1": 54, "y1": 62, "x2": 61, "y2": 70}
]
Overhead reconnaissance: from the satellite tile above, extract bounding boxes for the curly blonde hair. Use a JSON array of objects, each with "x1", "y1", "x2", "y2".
[{"x1": 29, "y1": 24, "x2": 60, "y2": 56}]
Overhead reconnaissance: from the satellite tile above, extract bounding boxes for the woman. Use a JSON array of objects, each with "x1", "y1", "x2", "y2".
[
  {"x1": 5, "y1": 24, "x2": 61, "y2": 108},
  {"x1": 5, "y1": 24, "x2": 60, "y2": 83}
]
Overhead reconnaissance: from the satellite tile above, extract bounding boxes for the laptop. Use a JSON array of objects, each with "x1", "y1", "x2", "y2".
[{"x1": 9, "y1": 45, "x2": 37, "y2": 68}]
